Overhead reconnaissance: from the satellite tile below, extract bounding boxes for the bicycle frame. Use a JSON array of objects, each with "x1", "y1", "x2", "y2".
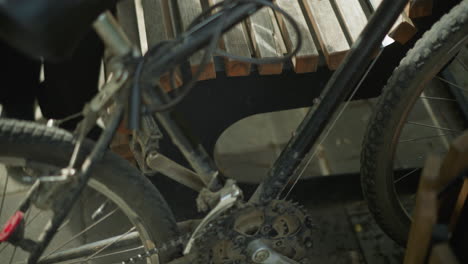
[
  {"x1": 112, "y1": 0, "x2": 409, "y2": 203},
  {"x1": 21, "y1": 0, "x2": 410, "y2": 262}
]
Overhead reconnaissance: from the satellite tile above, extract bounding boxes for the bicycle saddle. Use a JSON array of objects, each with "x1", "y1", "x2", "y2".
[{"x1": 0, "y1": 0, "x2": 117, "y2": 61}]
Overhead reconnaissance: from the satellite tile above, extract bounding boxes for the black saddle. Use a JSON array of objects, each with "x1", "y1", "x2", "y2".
[{"x1": 0, "y1": 0, "x2": 117, "y2": 61}]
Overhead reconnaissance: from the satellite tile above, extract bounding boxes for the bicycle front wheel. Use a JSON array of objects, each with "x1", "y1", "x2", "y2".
[
  {"x1": 361, "y1": 0, "x2": 468, "y2": 246},
  {"x1": 0, "y1": 119, "x2": 178, "y2": 263}
]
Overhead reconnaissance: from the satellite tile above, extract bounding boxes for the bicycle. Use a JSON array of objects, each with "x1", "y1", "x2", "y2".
[{"x1": 0, "y1": 0, "x2": 466, "y2": 263}]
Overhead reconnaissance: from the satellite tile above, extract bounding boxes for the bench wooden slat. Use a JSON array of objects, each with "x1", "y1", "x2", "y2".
[
  {"x1": 302, "y1": 0, "x2": 350, "y2": 70},
  {"x1": 134, "y1": 0, "x2": 419, "y2": 76},
  {"x1": 388, "y1": 13, "x2": 417, "y2": 44},
  {"x1": 268, "y1": 7, "x2": 288, "y2": 57},
  {"x1": 116, "y1": 0, "x2": 141, "y2": 49},
  {"x1": 246, "y1": 7, "x2": 285, "y2": 75},
  {"x1": 275, "y1": 0, "x2": 319, "y2": 73},
  {"x1": 208, "y1": 0, "x2": 252, "y2": 77},
  {"x1": 176, "y1": 0, "x2": 216, "y2": 80},
  {"x1": 406, "y1": 0, "x2": 433, "y2": 19},
  {"x1": 141, "y1": 0, "x2": 175, "y2": 47},
  {"x1": 333, "y1": 0, "x2": 368, "y2": 43},
  {"x1": 140, "y1": 0, "x2": 183, "y2": 90},
  {"x1": 368, "y1": 0, "x2": 417, "y2": 44}
]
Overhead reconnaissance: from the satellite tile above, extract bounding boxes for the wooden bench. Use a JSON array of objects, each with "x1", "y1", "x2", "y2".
[{"x1": 117, "y1": 0, "x2": 422, "y2": 78}]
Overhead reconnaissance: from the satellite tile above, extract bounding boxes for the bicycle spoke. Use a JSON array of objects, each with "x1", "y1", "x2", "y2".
[
  {"x1": 436, "y1": 76, "x2": 468, "y2": 92},
  {"x1": 55, "y1": 112, "x2": 83, "y2": 126},
  {"x1": 0, "y1": 244, "x2": 8, "y2": 255},
  {"x1": 8, "y1": 246, "x2": 17, "y2": 264},
  {"x1": 24, "y1": 208, "x2": 32, "y2": 221},
  {"x1": 83, "y1": 226, "x2": 137, "y2": 262},
  {"x1": 26, "y1": 210, "x2": 43, "y2": 227},
  {"x1": 456, "y1": 57, "x2": 468, "y2": 72},
  {"x1": 418, "y1": 96, "x2": 456, "y2": 102},
  {"x1": 91, "y1": 199, "x2": 111, "y2": 221},
  {"x1": 394, "y1": 168, "x2": 420, "y2": 184},
  {"x1": 406, "y1": 121, "x2": 461, "y2": 132},
  {"x1": 38, "y1": 229, "x2": 140, "y2": 264},
  {"x1": 0, "y1": 172, "x2": 10, "y2": 216},
  {"x1": 57, "y1": 219, "x2": 71, "y2": 232},
  {"x1": 44, "y1": 208, "x2": 118, "y2": 258},
  {"x1": 399, "y1": 134, "x2": 453, "y2": 143},
  {"x1": 282, "y1": 40, "x2": 388, "y2": 200},
  {"x1": 69, "y1": 246, "x2": 145, "y2": 264}
]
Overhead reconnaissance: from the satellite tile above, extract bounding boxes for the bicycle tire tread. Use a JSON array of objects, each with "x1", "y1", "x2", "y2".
[
  {"x1": 361, "y1": 0, "x2": 468, "y2": 245},
  {"x1": 0, "y1": 118, "x2": 180, "y2": 261}
]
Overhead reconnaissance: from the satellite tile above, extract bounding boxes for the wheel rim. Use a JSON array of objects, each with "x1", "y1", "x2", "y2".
[
  {"x1": 0, "y1": 157, "x2": 159, "y2": 264},
  {"x1": 388, "y1": 39, "x2": 468, "y2": 224}
]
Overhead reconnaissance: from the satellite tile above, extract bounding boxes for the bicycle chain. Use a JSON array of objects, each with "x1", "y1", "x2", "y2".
[
  {"x1": 119, "y1": 200, "x2": 313, "y2": 264},
  {"x1": 118, "y1": 206, "x2": 234, "y2": 264},
  {"x1": 118, "y1": 205, "x2": 237, "y2": 263}
]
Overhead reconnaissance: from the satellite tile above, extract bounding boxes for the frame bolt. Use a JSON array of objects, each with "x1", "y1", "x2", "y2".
[
  {"x1": 261, "y1": 225, "x2": 272, "y2": 234},
  {"x1": 253, "y1": 249, "x2": 270, "y2": 263}
]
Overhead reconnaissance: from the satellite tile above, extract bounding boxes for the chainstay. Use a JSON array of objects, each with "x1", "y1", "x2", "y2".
[
  {"x1": 118, "y1": 199, "x2": 311, "y2": 263},
  {"x1": 119, "y1": 205, "x2": 240, "y2": 263},
  {"x1": 118, "y1": 232, "x2": 192, "y2": 264}
]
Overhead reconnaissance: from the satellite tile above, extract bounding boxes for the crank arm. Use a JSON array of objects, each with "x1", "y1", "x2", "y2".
[{"x1": 145, "y1": 152, "x2": 206, "y2": 192}]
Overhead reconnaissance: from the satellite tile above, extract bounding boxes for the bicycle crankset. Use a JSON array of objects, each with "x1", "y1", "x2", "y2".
[{"x1": 192, "y1": 200, "x2": 316, "y2": 264}]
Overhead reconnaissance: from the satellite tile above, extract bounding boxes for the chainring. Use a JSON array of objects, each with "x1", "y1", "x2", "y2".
[{"x1": 194, "y1": 200, "x2": 315, "y2": 264}]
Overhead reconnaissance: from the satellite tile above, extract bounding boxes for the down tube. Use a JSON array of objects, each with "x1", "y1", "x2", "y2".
[{"x1": 250, "y1": 0, "x2": 409, "y2": 204}]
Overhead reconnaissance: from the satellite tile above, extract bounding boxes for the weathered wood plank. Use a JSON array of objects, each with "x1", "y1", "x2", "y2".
[
  {"x1": 275, "y1": 0, "x2": 319, "y2": 73},
  {"x1": 267, "y1": 7, "x2": 288, "y2": 57},
  {"x1": 406, "y1": 0, "x2": 433, "y2": 18},
  {"x1": 141, "y1": 0, "x2": 175, "y2": 47},
  {"x1": 141, "y1": 0, "x2": 182, "y2": 90},
  {"x1": 246, "y1": 7, "x2": 285, "y2": 75},
  {"x1": 333, "y1": 0, "x2": 368, "y2": 43},
  {"x1": 176, "y1": 0, "x2": 216, "y2": 80},
  {"x1": 368, "y1": 0, "x2": 417, "y2": 44},
  {"x1": 302, "y1": 0, "x2": 350, "y2": 70},
  {"x1": 403, "y1": 155, "x2": 440, "y2": 264},
  {"x1": 116, "y1": 0, "x2": 141, "y2": 49},
  {"x1": 208, "y1": 0, "x2": 252, "y2": 77},
  {"x1": 450, "y1": 178, "x2": 468, "y2": 229},
  {"x1": 388, "y1": 13, "x2": 417, "y2": 44}
]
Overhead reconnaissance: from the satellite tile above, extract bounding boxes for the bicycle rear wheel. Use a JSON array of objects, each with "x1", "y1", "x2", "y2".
[
  {"x1": 361, "y1": 0, "x2": 468, "y2": 246},
  {"x1": 0, "y1": 119, "x2": 178, "y2": 263}
]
